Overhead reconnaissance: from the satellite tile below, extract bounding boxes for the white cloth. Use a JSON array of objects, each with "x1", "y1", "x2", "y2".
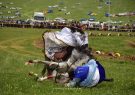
[
  {"x1": 55, "y1": 27, "x2": 88, "y2": 47},
  {"x1": 90, "y1": 68, "x2": 100, "y2": 87},
  {"x1": 80, "y1": 59, "x2": 100, "y2": 87},
  {"x1": 43, "y1": 27, "x2": 89, "y2": 60},
  {"x1": 73, "y1": 32, "x2": 88, "y2": 46},
  {"x1": 43, "y1": 32, "x2": 67, "y2": 60},
  {"x1": 46, "y1": 32, "x2": 67, "y2": 46},
  {"x1": 55, "y1": 27, "x2": 77, "y2": 47}
]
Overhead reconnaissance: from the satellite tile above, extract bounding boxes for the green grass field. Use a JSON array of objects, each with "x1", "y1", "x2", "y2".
[
  {"x1": 0, "y1": 0, "x2": 135, "y2": 23},
  {"x1": 0, "y1": 27, "x2": 135, "y2": 95}
]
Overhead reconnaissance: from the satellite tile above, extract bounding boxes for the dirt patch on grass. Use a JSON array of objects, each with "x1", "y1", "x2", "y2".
[
  {"x1": 33, "y1": 39, "x2": 44, "y2": 48},
  {"x1": 127, "y1": 41, "x2": 135, "y2": 48},
  {"x1": 33, "y1": 40, "x2": 135, "y2": 61},
  {"x1": 123, "y1": 55, "x2": 135, "y2": 61},
  {"x1": 93, "y1": 51, "x2": 135, "y2": 61}
]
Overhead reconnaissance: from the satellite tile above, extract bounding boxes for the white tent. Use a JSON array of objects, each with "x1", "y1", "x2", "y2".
[{"x1": 34, "y1": 12, "x2": 45, "y2": 21}]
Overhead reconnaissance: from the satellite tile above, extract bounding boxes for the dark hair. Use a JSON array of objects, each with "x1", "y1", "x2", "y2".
[{"x1": 69, "y1": 26, "x2": 84, "y2": 34}]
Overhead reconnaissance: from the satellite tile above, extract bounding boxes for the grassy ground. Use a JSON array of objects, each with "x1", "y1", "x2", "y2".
[
  {"x1": 0, "y1": 27, "x2": 135, "y2": 95},
  {"x1": 0, "y1": 0, "x2": 135, "y2": 22}
]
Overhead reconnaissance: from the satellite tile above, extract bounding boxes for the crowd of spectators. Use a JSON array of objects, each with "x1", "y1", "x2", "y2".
[{"x1": 0, "y1": 19, "x2": 135, "y2": 32}]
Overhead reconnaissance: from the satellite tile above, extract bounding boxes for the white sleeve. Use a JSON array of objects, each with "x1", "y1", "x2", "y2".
[
  {"x1": 83, "y1": 32, "x2": 88, "y2": 45},
  {"x1": 74, "y1": 32, "x2": 88, "y2": 46}
]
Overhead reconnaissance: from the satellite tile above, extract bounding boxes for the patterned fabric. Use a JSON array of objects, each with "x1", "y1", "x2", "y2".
[
  {"x1": 74, "y1": 66, "x2": 89, "y2": 82},
  {"x1": 43, "y1": 27, "x2": 89, "y2": 61},
  {"x1": 55, "y1": 27, "x2": 77, "y2": 46},
  {"x1": 68, "y1": 59, "x2": 106, "y2": 87},
  {"x1": 79, "y1": 59, "x2": 98, "y2": 87},
  {"x1": 43, "y1": 32, "x2": 68, "y2": 61}
]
